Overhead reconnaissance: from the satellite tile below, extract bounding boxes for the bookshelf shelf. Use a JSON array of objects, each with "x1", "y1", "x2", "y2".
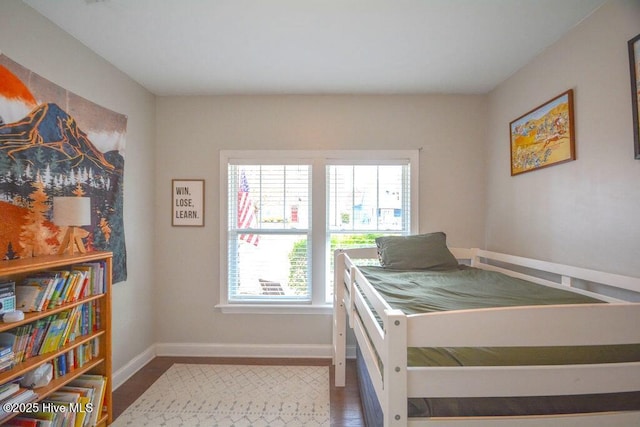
[
  {"x1": 0, "y1": 293, "x2": 104, "y2": 334},
  {"x1": 0, "y1": 251, "x2": 112, "y2": 426},
  {"x1": 30, "y1": 357, "x2": 104, "y2": 401},
  {"x1": 0, "y1": 330, "x2": 105, "y2": 384}
]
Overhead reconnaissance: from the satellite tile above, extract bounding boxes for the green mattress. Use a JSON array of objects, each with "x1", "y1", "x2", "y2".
[{"x1": 359, "y1": 265, "x2": 603, "y2": 314}]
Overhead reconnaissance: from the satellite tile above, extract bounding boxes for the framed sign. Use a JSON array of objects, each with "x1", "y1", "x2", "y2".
[
  {"x1": 509, "y1": 89, "x2": 575, "y2": 176},
  {"x1": 172, "y1": 179, "x2": 205, "y2": 226}
]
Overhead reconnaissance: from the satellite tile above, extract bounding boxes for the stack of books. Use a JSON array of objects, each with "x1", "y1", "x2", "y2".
[
  {"x1": 1, "y1": 374, "x2": 107, "y2": 426},
  {"x1": 51, "y1": 338, "x2": 100, "y2": 379},
  {"x1": 0, "y1": 384, "x2": 38, "y2": 423},
  {"x1": 0, "y1": 333, "x2": 15, "y2": 373},
  {"x1": 5, "y1": 302, "x2": 99, "y2": 364},
  {"x1": 68, "y1": 374, "x2": 107, "y2": 427},
  {"x1": 14, "y1": 262, "x2": 106, "y2": 313}
]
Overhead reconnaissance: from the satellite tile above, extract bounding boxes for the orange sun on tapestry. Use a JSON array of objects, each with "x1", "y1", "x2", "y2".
[{"x1": 0, "y1": 54, "x2": 128, "y2": 283}]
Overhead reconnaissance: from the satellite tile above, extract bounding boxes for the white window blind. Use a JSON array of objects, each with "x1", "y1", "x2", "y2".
[
  {"x1": 326, "y1": 163, "x2": 411, "y2": 302},
  {"x1": 327, "y1": 164, "x2": 409, "y2": 232},
  {"x1": 227, "y1": 164, "x2": 311, "y2": 302}
]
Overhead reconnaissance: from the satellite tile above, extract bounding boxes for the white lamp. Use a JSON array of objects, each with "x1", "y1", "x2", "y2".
[{"x1": 53, "y1": 197, "x2": 91, "y2": 255}]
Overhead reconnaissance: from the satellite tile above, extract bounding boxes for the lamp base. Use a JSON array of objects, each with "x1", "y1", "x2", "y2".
[{"x1": 57, "y1": 226, "x2": 88, "y2": 255}]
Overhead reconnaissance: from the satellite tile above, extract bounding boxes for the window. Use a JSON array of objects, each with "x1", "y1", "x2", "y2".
[
  {"x1": 220, "y1": 150, "x2": 418, "y2": 313},
  {"x1": 227, "y1": 163, "x2": 311, "y2": 302},
  {"x1": 326, "y1": 164, "x2": 410, "y2": 302}
]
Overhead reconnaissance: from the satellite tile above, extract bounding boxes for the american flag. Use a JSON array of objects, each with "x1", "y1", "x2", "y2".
[{"x1": 238, "y1": 170, "x2": 259, "y2": 246}]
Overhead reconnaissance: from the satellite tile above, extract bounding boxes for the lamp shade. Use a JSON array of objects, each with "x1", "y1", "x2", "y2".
[{"x1": 53, "y1": 197, "x2": 91, "y2": 226}]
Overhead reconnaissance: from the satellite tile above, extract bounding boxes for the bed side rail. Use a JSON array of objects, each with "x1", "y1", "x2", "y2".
[
  {"x1": 407, "y1": 362, "x2": 640, "y2": 398},
  {"x1": 406, "y1": 303, "x2": 640, "y2": 347},
  {"x1": 471, "y1": 249, "x2": 640, "y2": 295}
]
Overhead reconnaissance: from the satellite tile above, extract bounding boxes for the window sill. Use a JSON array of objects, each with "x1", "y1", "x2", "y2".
[{"x1": 215, "y1": 303, "x2": 333, "y2": 315}]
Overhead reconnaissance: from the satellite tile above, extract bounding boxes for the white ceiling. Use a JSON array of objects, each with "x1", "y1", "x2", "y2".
[{"x1": 23, "y1": 0, "x2": 606, "y2": 96}]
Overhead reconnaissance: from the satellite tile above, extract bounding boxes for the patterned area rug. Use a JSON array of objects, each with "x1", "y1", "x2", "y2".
[{"x1": 112, "y1": 364, "x2": 330, "y2": 427}]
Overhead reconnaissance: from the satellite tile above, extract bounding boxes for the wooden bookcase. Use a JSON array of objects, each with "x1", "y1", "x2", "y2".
[{"x1": 0, "y1": 251, "x2": 112, "y2": 426}]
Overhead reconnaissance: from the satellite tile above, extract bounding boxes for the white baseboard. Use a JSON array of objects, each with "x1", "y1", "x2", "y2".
[
  {"x1": 155, "y1": 342, "x2": 334, "y2": 359},
  {"x1": 113, "y1": 343, "x2": 354, "y2": 390},
  {"x1": 112, "y1": 345, "x2": 156, "y2": 391},
  {"x1": 346, "y1": 345, "x2": 356, "y2": 359}
]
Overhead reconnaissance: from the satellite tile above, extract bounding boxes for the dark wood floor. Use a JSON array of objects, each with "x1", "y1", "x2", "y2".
[{"x1": 112, "y1": 357, "x2": 365, "y2": 426}]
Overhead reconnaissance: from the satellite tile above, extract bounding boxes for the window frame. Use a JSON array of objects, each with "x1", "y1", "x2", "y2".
[{"x1": 218, "y1": 150, "x2": 419, "y2": 314}]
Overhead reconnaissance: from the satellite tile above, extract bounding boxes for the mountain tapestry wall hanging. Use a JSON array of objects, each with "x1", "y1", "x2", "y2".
[{"x1": 0, "y1": 54, "x2": 127, "y2": 283}]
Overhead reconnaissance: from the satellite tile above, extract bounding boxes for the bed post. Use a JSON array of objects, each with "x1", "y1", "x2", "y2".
[
  {"x1": 469, "y1": 247, "x2": 480, "y2": 267},
  {"x1": 333, "y1": 250, "x2": 347, "y2": 387},
  {"x1": 383, "y1": 309, "x2": 408, "y2": 427}
]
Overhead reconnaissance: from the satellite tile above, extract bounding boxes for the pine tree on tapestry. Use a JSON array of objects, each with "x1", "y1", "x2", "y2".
[
  {"x1": 19, "y1": 175, "x2": 56, "y2": 257},
  {"x1": 98, "y1": 218, "x2": 112, "y2": 243}
]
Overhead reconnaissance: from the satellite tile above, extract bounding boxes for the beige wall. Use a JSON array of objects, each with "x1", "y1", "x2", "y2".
[
  {"x1": 154, "y1": 95, "x2": 487, "y2": 347},
  {"x1": 0, "y1": 1, "x2": 157, "y2": 371},
  {"x1": 485, "y1": 0, "x2": 640, "y2": 277},
  {"x1": 7, "y1": 0, "x2": 637, "y2": 360}
]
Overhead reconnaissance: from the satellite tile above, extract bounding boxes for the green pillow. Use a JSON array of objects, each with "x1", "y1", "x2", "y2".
[{"x1": 375, "y1": 232, "x2": 458, "y2": 270}]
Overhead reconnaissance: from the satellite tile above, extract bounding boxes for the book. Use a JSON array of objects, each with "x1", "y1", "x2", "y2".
[
  {"x1": 65, "y1": 349, "x2": 75, "y2": 373},
  {"x1": 10, "y1": 410, "x2": 55, "y2": 427},
  {"x1": 39, "y1": 275, "x2": 59, "y2": 311},
  {"x1": 4, "y1": 417, "x2": 39, "y2": 426},
  {"x1": 0, "y1": 333, "x2": 14, "y2": 359},
  {"x1": 0, "y1": 382, "x2": 19, "y2": 401},
  {"x1": 47, "y1": 271, "x2": 69, "y2": 309},
  {"x1": 39, "y1": 315, "x2": 67, "y2": 355},
  {"x1": 71, "y1": 266, "x2": 94, "y2": 301},
  {"x1": 24, "y1": 320, "x2": 46, "y2": 361},
  {"x1": 14, "y1": 284, "x2": 41, "y2": 313},
  {"x1": 17, "y1": 276, "x2": 53, "y2": 313},
  {"x1": 74, "y1": 395, "x2": 90, "y2": 427},
  {"x1": 0, "y1": 356, "x2": 14, "y2": 373},
  {"x1": 48, "y1": 390, "x2": 88, "y2": 427},
  {"x1": 59, "y1": 385, "x2": 94, "y2": 410},
  {"x1": 59, "y1": 271, "x2": 80, "y2": 304},
  {"x1": 77, "y1": 262, "x2": 106, "y2": 296},
  {"x1": 0, "y1": 350, "x2": 14, "y2": 364},
  {"x1": 0, "y1": 388, "x2": 38, "y2": 418},
  {"x1": 20, "y1": 274, "x2": 56, "y2": 312},
  {"x1": 68, "y1": 375, "x2": 106, "y2": 426},
  {"x1": 12, "y1": 325, "x2": 31, "y2": 363},
  {"x1": 0, "y1": 333, "x2": 16, "y2": 361}
]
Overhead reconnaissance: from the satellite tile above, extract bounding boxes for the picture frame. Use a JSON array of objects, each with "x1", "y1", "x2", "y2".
[
  {"x1": 629, "y1": 33, "x2": 640, "y2": 159},
  {"x1": 509, "y1": 89, "x2": 575, "y2": 176},
  {"x1": 172, "y1": 179, "x2": 205, "y2": 226}
]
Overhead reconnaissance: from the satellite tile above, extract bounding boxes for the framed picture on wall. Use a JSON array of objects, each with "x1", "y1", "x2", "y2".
[
  {"x1": 629, "y1": 33, "x2": 640, "y2": 159},
  {"x1": 509, "y1": 89, "x2": 575, "y2": 176},
  {"x1": 172, "y1": 179, "x2": 205, "y2": 226}
]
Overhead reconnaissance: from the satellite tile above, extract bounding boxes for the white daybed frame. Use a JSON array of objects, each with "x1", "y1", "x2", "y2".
[{"x1": 332, "y1": 247, "x2": 640, "y2": 427}]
